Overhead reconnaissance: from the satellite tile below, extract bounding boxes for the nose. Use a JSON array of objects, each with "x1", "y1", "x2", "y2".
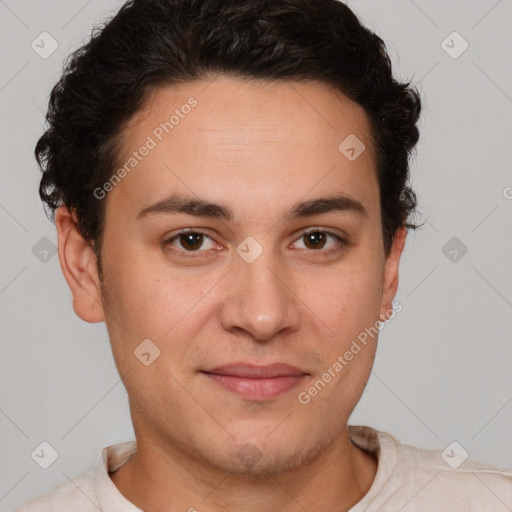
[{"x1": 219, "y1": 248, "x2": 301, "y2": 342}]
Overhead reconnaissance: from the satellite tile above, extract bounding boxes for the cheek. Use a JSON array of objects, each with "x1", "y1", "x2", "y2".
[
  {"x1": 299, "y1": 255, "x2": 384, "y2": 342},
  {"x1": 102, "y1": 243, "x2": 216, "y2": 345}
]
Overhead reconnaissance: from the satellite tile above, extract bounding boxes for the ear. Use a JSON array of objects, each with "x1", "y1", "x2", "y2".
[
  {"x1": 379, "y1": 225, "x2": 407, "y2": 321},
  {"x1": 55, "y1": 206, "x2": 105, "y2": 323}
]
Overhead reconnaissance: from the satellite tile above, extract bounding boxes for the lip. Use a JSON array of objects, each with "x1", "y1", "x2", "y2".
[{"x1": 201, "y1": 363, "x2": 308, "y2": 401}]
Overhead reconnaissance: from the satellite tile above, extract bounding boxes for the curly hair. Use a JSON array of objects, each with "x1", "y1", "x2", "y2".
[{"x1": 36, "y1": 0, "x2": 422, "y2": 265}]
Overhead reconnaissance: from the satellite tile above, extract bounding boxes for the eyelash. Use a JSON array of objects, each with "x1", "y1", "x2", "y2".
[{"x1": 163, "y1": 228, "x2": 349, "y2": 259}]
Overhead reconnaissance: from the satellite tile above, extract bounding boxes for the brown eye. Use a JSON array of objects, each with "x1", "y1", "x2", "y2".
[
  {"x1": 303, "y1": 231, "x2": 328, "y2": 250},
  {"x1": 291, "y1": 229, "x2": 347, "y2": 254},
  {"x1": 178, "y1": 232, "x2": 205, "y2": 251},
  {"x1": 164, "y1": 230, "x2": 218, "y2": 257}
]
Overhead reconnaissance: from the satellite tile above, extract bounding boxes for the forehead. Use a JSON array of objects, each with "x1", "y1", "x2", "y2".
[
  {"x1": 107, "y1": 75, "x2": 379, "y2": 223},
  {"x1": 127, "y1": 75, "x2": 374, "y2": 149}
]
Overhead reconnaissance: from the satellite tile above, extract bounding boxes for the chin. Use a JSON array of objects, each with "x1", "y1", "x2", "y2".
[
  {"x1": 228, "y1": 440, "x2": 332, "y2": 477},
  {"x1": 200, "y1": 421, "x2": 341, "y2": 477}
]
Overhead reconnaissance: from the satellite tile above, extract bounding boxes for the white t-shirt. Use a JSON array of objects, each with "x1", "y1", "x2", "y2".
[{"x1": 15, "y1": 425, "x2": 512, "y2": 511}]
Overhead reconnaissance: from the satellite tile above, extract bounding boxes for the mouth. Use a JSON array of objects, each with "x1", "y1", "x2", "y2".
[{"x1": 200, "y1": 363, "x2": 308, "y2": 401}]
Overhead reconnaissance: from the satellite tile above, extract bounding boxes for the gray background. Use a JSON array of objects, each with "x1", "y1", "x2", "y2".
[{"x1": 1, "y1": 0, "x2": 511, "y2": 509}]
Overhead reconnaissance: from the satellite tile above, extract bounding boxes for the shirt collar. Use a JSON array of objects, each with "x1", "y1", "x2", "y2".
[{"x1": 93, "y1": 440, "x2": 141, "y2": 511}]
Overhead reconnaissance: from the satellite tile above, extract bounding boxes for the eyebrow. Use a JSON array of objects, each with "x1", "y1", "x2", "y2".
[{"x1": 136, "y1": 193, "x2": 368, "y2": 222}]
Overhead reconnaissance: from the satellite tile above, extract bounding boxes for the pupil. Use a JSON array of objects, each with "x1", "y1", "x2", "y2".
[
  {"x1": 306, "y1": 232, "x2": 326, "y2": 249},
  {"x1": 181, "y1": 233, "x2": 203, "y2": 250}
]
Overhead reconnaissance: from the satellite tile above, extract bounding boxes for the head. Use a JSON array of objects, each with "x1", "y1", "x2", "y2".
[{"x1": 37, "y1": 0, "x2": 421, "y2": 475}]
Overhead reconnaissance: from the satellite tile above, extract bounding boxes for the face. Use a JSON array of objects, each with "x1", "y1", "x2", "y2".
[{"x1": 59, "y1": 75, "x2": 405, "y2": 475}]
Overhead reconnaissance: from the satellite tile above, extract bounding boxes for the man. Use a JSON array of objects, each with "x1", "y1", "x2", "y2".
[{"x1": 17, "y1": 0, "x2": 512, "y2": 510}]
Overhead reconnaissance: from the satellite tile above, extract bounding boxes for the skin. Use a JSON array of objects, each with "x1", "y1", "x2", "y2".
[{"x1": 55, "y1": 75, "x2": 407, "y2": 512}]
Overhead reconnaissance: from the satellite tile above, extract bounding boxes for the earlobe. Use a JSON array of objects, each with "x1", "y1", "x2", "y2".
[
  {"x1": 55, "y1": 206, "x2": 105, "y2": 323},
  {"x1": 379, "y1": 226, "x2": 407, "y2": 321}
]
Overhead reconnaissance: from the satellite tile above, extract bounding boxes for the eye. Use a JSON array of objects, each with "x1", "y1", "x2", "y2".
[
  {"x1": 164, "y1": 229, "x2": 220, "y2": 257},
  {"x1": 291, "y1": 229, "x2": 347, "y2": 254}
]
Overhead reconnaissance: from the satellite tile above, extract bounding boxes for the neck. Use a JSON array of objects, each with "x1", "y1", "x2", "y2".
[{"x1": 110, "y1": 426, "x2": 378, "y2": 512}]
